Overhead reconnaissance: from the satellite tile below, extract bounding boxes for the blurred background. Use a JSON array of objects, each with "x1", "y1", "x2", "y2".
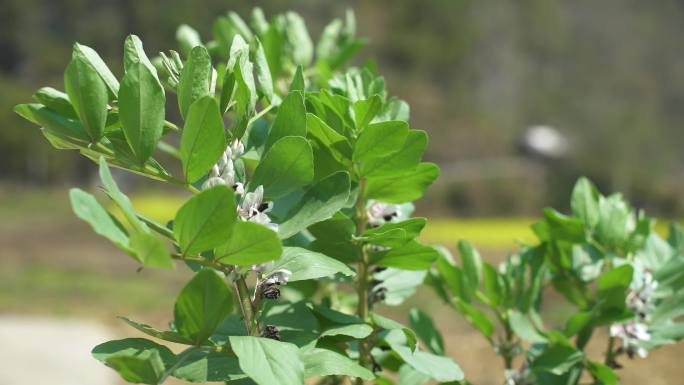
[{"x1": 2, "y1": 1, "x2": 684, "y2": 384}]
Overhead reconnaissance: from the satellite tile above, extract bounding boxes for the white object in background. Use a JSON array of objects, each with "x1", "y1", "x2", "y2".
[
  {"x1": 0, "y1": 315, "x2": 117, "y2": 385},
  {"x1": 523, "y1": 125, "x2": 569, "y2": 158}
]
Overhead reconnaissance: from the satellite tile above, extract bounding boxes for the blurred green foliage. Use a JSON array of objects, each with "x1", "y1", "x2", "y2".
[{"x1": 4, "y1": 0, "x2": 684, "y2": 215}]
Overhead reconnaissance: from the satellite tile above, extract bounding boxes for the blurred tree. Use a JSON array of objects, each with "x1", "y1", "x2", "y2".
[{"x1": 3, "y1": 0, "x2": 684, "y2": 215}]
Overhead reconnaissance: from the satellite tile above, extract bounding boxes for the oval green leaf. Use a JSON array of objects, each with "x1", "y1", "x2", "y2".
[
  {"x1": 180, "y1": 96, "x2": 226, "y2": 182},
  {"x1": 119, "y1": 62, "x2": 166, "y2": 165},
  {"x1": 215, "y1": 221, "x2": 282, "y2": 266},
  {"x1": 174, "y1": 269, "x2": 233, "y2": 345},
  {"x1": 173, "y1": 185, "x2": 237, "y2": 255},
  {"x1": 178, "y1": 46, "x2": 213, "y2": 119},
  {"x1": 64, "y1": 53, "x2": 108, "y2": 142},
  {"x1": 249, "y1": 136, "x2": 314, "y2": 200}
]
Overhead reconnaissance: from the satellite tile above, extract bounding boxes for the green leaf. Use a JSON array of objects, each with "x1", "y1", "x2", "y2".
[
  {"x1": 365, "y1": 162, "x2": 440, "y2": 203},
  {"x1": 353, "y1": 120, "x2": 408, "y2": 163},
  {"x1": 215, "y1": 221, "x2": 282, "y2": 266},
  {"x1": 307, "y1": 212, "x2": 355, "y2": 243},
  {"x1": 129, "y1": 231, "x2": 173, "y2": 269},
  {"x1": 388, "y1": 343, "x2": 463, "y2": 382},
  {"x1": 250, "y1": 136, "x2": 314, "y2": 200},
  {"x1": 360, "y1": 130, "x2": 427, "y2": 177},
  {"x1": 436, "y1": 254, "x2": 466, "y2": 300},
  {"x1": 73, "y1": 43, "x2": 120, "y2": 97},
  {"x1": 176, "y1": 24, "x2": 203, "y2": 55},
  {"x1": 70, "y1": 188, "x2": 129, "y2": 250},
  {"x1": 305, "y1": 113, "x2": 351, "y2": 162},
  {"x1": 278, "y1": 171, "x2": 350, "y2": 239},
  {"x1": 508, "y1": 310, "x2": 547, "y2": 342},
  {"x1": 15, "y1": 103, "x2": 90, "y2": 146},
  {"x1": 597, "y1": 264, "x2": 633, "y2": 314},
  {"x1": 363, "y1": 218, "x2": 426, "y2": 247},
  {"x1": 64, "y1": 52, "x2": 108, "y2": 142},
  {"x1": 265, "y1": 92, "x2": 306, "y2": 151},
  {"x1": 123, "y1": 35, "x2": 158, "y2": 78},
  {"x1": 564, "y1": 310, "x2": 594, "y2": 337},
  {"x1": 300, "y1": 347, "x2": 374, "y2": 380},
  {"x1": 98, "y1": 159, "x2": 148, "y2": 233},
  {"x1": 105, "y1": 351, "x2": 166, "y2": 384},
  {"x1": 180, "y1": 96, "x2": 226, "y2": 182},
  {"x1": 353, "y1": 95, "x2": 382, "y2": 129},
  {"x1": 92, "y1": 338, "x2": 175, "y2": 367},
  {"x1": 319, "y1": 324, "x2": 373, "y2": 339},
  {"x1": 531, "y1": 343, "x2": 584, "y2": 376},
  {"x1": 173, "y1": 185, "x2": 237, "y2": 255},
  {"x1": 178, "y1": 46, "x2": 213, "y2": 119},
  {"x1": 172, "y1": 351, "x2": 245, "y2": 382},
  {"x1": 267, "y1": 247, "x2": 355, "y2": 281},
  {"x1": 587, "y1": 361, "x2": 617, "y2": 385},
  {"x1": 283, "y1": 12, "x2": 313, "y2": 66},
  {"x1": 290, "y1": 65, "x2": 305, "y2": 92},
  {"x1": 408, "y1": 308, "x2": 444, "y2": 355},
  {"x1": 571, "y1": 177, "x2": 600, "y2": 229},
  {"x1": 261, "y1": 301, "x2": 320, "y2": 345},
  {"x1": 370, "y1": 240, "x2": 440, "y2": 270},
  {"x1": 231, "y1": 46, "x2": 257, "y2": 134},
  {"x1": 32, "y1": 87, "x2": 77, "y2": 119},
  {"x1": 458, "y1": 240, "x2": 482, "y2": 297},
  {"x1": 118, "y1": 62, "x2": 166, "y2": 164},
  {"x1": 174, "y1": 269, "x2": 233, "y2": 345},
  {"x1": 316, "y1": 18, "x2": 343, "y2": 62},
  {"x1": 118, "y1": 316, "x2": 192, "y2": 345},
  {"x1": 482, "y1": 262, "x2": 503, "y2": 306},
  {"x1": 453, "y1": 298, "x2": 494, "y2": 338},
  {"x1": 371, "y1": 312, "x2": 418, "y2": 352},
  {"x1": 596, "y1": 195, "x2": 633, "y2": 248},
  {"x1": 375, "y1": 268, "x2": 427, "y2": 306},
  {"x1": 213, "y1": 12, "x2": 254, "y2": 51},
  {"x1": 253, "y1": 39, "x2": 274, "y2": 102},
  {"x1": 398, "y1": 364, "x2": 430, "y2": 385},
  {"x1": 229, "y1": 336, "x2": 304, "y2": 385}
]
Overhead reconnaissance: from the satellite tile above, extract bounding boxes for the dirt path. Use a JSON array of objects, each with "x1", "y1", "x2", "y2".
[{"x1": 0, "y1": 315, "x2": 117, "y2": 385}]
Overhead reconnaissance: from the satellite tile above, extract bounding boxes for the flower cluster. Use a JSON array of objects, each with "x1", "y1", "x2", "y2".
[
  {"x1": 366, "y1": 201, "x2": 401, "y2": 227},
  {"x1": 609, "y1": 268, "x2": 658, "y2": 359},
  {"x1": 203, "y1": 140, "x2": 277, "y2": 232},
  {"x1": 252, "y1": 261, "x2": 292, "y2": 300},
  {"x1": 237, "y1": 186, "x2": 277, "y2": 232},
  {"x1": 202, "y1": 139, "x2": 245, "y2": 193}
]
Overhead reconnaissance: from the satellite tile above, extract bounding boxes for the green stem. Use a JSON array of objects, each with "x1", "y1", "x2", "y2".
[
  {"x1": 502, "y1": 315, "x2": 515, "y2": 370},
  {"x1": 164, "y1": 176, "x2": 201, "y2": 194},
  {"x1": 246, "y1": 103, "x2": 275, "y2": 129},
  {"x1": 157, "y1": 140, "x2": 181, "y2": 159},
  {"x1": 234, "y1": 276, "x2": 259, "y2": 336},
  {"x1": 354, "y1": 178, "x2": 372, "y2": 385},
  {"x1": 604, "y1": 335, "x2": 616, "y2": 366}
]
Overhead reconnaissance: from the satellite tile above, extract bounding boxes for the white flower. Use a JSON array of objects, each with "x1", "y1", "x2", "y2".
[
  {"x1": 610, "y1": 320, "x2": 650, "y2": 358},
  {"x1": 237, "y1": 185, "x2": 278, "y2": 232},
  {"x1": 229, "y1": 139, "x2": 245, "y2": 159},
  {"x1": 608, "y1": 264, "x2": 658, "y2": 360},
  {"x1": 367, "y1": 201, "x2": 401, "y2": 227},
  {"x1": 264, "y1": 269, "x2": 292, "y2": 286},
  {"x1": 627, "y1": 270, "x2": 658, "y2": 320}
]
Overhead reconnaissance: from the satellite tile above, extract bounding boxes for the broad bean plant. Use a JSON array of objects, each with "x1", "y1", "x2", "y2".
[
  {"x1": 428, "y1": 177, "x2": 684, "y2": 385},
  {"x1": 15, "y1": 8, "x2": 462, "y2": 385}
]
